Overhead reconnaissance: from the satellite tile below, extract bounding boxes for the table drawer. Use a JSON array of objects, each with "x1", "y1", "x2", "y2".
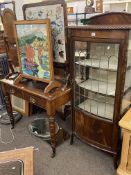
[
  {"x1": 23, "y1": 92, "x2": 46, "y2": 109},
  {"x1": 5, "y1": 85, "x2": 23, "y2": 98}
]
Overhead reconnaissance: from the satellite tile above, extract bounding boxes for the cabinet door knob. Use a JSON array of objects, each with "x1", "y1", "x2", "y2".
[{"x1": 29, "y1": 97, "x2": 36, "y2": 104}]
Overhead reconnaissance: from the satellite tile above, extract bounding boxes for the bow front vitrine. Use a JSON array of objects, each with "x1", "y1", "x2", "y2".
[{"x1": 68, "y1": 12, "x2": 131, "y2": 163}]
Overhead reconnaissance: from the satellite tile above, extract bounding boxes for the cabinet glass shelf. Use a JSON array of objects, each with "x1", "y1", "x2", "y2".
[
  {"x1": 78, "y1": 99, "x2": 114, "y2": 120},
  {"x1": 75, "y1": 91, "x2": 115, "y2": 120},
  {"x1": 78, "y1": 79, "x2": 116, "y2": 96},
  {"x1": 75, "y1": 58, "x2": 118, "y2": 71},
  {"x1": 77, "y1": 95, "x2": 130, "y2": 120},
  {"x1": 78, "y1": 99, "x2": 130, "y2": 120},
  {"x1": 75, "y1": 78, "x2": 128, "y2": 97}
]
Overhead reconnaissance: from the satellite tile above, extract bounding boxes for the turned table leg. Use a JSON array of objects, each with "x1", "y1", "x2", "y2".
[
  {"x1": 48, "y1": 116, "x2": 56, "y2": 158},
  {"x1": 4, "y1": 93, "x2": 14, "y2": 128}
]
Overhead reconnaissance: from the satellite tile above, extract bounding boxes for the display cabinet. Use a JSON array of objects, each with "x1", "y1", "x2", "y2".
[{"x1": 68, "y1": 12, "x2": 131, "y2": 163}]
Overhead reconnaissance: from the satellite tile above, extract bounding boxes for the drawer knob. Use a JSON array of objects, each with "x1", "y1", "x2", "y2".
[
  {"x1": 30, "y1": 97, "x2": 36, "y2": 104},
  {"x1": 10, "y1": 89, "x2": 15, "y2": 94}
]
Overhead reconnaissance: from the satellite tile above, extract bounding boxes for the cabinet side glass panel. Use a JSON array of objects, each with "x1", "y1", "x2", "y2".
[
  {"x1": 121, "y1": 30, "x2": 131, "y2": 114},
  {"x1": 74, "y1": 41, "x2": 119, "y2": 120}
]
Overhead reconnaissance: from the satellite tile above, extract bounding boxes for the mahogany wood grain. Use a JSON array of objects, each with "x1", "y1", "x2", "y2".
[{"x1": 75, "y1": 109, "x2": 114, "y2": 153}]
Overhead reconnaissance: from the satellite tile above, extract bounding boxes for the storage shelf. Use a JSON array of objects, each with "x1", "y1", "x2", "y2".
[
  {"x1": 78, "y1": 99, "x2": 114, "y2": 120},
  {"x1": 75, "y1": 59, "x2": 118, "y2": 71},
  {"x1": 75, "y1": 91, "x2": 115, "y2": 105},
  {"x1": 78, "y1": 79, "x2": 116, "y2": 96}
]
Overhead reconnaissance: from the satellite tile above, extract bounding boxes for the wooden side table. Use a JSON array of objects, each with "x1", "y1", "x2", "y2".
[
  {"x1": 0, "y1": 78, "x2": 71, "y2": 157},
  {"x1": 117, "y1": 109, "x2": 131, "y2": 175}
]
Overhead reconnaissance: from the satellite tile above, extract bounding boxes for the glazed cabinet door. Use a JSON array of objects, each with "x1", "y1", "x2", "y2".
[
  {"x1": 74, "y1": 40, "x2": 120, "y2": 121},
  {"x1": 71, "y1": 38, "x2": 126, "y2": 153}
]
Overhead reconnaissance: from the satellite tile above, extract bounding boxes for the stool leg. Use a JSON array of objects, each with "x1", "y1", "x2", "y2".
[{"x1": 117, "y1": 130, "x2": 131, "y2": 174}]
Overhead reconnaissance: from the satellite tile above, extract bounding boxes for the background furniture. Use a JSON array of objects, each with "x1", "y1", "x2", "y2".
[
  {"x1": 68, "y1": 12, "x2": 131, "y2": 165},
  {"x1": 103, "y1": 0, "x2": 131, "y2": 13},
  {"x1": 0, "y1": 53, "x2": 9, "y2": 106},
  {"x1": 67, "y1": 12, "x2": 101, "y2": 26},
  {"x1": 1, "y1": 7, "x2": 19, "y2": 73},
  {"x1": 117, "y1": 109, "x2": 131, "y2": 175},
  {"x1": 0, "y1": 31, "x2": 6, "y2": 53},
  {"x1": 1, "y1": 78, "x2": 70, "y2": 157},
  {"x1": 0, "y1": 53, "x2": 9, "y2": 78},
  {"x1": 66, "y1": 0, "x2": 131, "y2": 14}
]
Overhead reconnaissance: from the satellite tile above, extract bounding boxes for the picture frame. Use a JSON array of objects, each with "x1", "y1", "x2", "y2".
[
  {"x1": 11, "y1": 95, "x2": 30, "y2": 116},
  {"x1": 96, "y1": 0, "x2": 103, "y2": 13},
  {"x1": 22, "y1": 0, "x2": 67, "y2": 64},
  {"x1": 0, "y1": 147, "x2": 34, "y2": 175},
  {"x1": 67, "y1": 7, "x2": 74, "y2": 14},
  {"x1": 14, "y1": 19, "x2": 54, "y2": 83}
]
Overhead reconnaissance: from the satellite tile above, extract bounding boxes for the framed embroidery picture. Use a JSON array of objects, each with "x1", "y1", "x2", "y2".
[
  {"x1": 23, "y1": 0, "x2": 67, "y2": 63},
  {"x1": 14, "y1": 19, "x2": 54, "y2": 83}
]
